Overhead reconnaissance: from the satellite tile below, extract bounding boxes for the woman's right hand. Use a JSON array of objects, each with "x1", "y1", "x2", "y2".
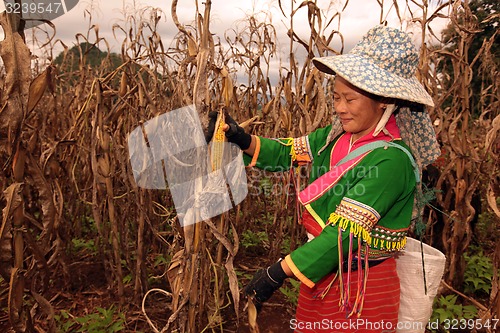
[{"x1": 205, "y1": 110, "x2": 252, "y2": 150}]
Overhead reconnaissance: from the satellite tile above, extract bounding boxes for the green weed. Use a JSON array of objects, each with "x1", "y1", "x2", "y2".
[
  {"x1": 429, "y1": 294, "x2": 477, "y2": 332},
  {"x1": 463, "y1": 245, "x2": 496, "y2": 295},
  {"x1": 241, "y1": 230, "x2": 269, "y2": 249},
  {"x1": 279, "y1": 279, "x2": 300, "y2": 306},
  {"x1": 71, "y1": 238, "x2": 97, "y2": 254},
  {"x1": 55, "y1": 305, "x2": 126, "y2": 333},
  {"x1": 75, "y1": 306, "x2": 125, "y2": 333}
]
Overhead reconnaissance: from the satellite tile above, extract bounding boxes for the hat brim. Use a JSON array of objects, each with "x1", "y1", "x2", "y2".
[{"x1": 313, "y1": 54, "x2": 434, "y2": 107}]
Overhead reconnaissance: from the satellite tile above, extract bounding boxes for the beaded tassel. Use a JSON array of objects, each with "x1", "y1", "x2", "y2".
[
  {"x1": 348, "y1": 237, "x2": 364, "y2": 318},
  {"x1": 344, "y1": 232, "x2": 354, "y2": 313},
  {"x1": 339, "y1": 233, "x2": 371, "y2": 318},
  {"x1": 317, "y1": 272, "x2": 339, "y2": 300},
  {"x1": 360, "y1": 243, "x2": 370, "y2": 313},
  {"x1": 337, "y1": 225, "x2": 344, "y2": 307}
]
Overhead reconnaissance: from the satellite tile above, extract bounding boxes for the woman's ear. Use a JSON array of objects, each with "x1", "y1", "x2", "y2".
[
  {"x1": 378, "y1": 103, "x2": 388, "y2": 114},
  {"x1": 378, "y1": 97, "x2": 395, "y2": 112}
]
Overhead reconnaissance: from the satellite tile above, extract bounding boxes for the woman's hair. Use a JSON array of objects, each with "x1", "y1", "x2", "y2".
[{"x1": 394, "y1": 99, "x2": 425, "y2": 115}]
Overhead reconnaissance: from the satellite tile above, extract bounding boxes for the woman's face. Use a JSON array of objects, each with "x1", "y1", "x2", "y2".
[{"x1": 333, "y1": 76, "x2": 386, "y2": 140}]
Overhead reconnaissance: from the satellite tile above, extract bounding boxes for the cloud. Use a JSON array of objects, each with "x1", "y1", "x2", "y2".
[
  {"x1": 1, "y1": 0, "x2": 450, "y2": 76},
  {"x1": 39, "y1": 1, "x2": 380, "y2": 50}
]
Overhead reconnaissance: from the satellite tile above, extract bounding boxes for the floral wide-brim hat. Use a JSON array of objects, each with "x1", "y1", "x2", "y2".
[
  {"x1": 313, "y1": 25, "x2": 441, "y2": 168},
  {"x1": 312, "y1": 25, "x2": 434, "y2": 107}
]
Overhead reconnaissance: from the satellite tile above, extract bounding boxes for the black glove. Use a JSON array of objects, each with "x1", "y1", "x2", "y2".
[
  {"x1": 204, "y1": 110, "x2": 252, "y2": 150},
  {"x1": 244, "y1": 261, "x2": 288, "y2": 312},
  {"x1": 204, "y1": 111, "x2": 219, "y2": 143}
]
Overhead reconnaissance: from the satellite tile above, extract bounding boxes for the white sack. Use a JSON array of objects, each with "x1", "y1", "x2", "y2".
[{"x1": 396, "y1": 237, "x2": 446, "y2": 332}]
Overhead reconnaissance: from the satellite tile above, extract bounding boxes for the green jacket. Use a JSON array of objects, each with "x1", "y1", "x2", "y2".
[{"x1": 243, "y1": 124, "x2": 416, "y2": 288}]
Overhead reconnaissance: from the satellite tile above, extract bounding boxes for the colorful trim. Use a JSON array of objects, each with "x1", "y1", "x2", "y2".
[
  {"x1": 246, "y1": 136, "x2": 261, "y2": 168},
  {"x1": 292, "y1": 136, "x2": 313, "y2": 165},
  {"x1": 285, "y1": 255, "x2": 315, "y2": 288},
  {"x1": 360, "y1": 247, "x2": 401, "y2": 259},
  {"x1": 328, "y1": 212, "x2": 372, "y2": 245},
  {"x1": 327, "y1": 198, "x2": 381, "y2": 245},
  {"x1": 370, "y1": 224, "x2": 407, "y2": 252},
  {"x1": 372, "y1": 225, "x2": 408, "y2": 241},
  {"x1": 335, "y1": 198, "x2": 380, "y2": 230},
  {"x1": 327, "y1": 198, "x2": 408, "y2": 252},
  {"x1": 327, "y1": 199, "x2": 384, "y2": 318},
  {"x1": 271, "y1": 137, "x2": 294, "y2": 146},
  {"x1": 370, "y1": 237, "x2": 407, "y2": 251}
]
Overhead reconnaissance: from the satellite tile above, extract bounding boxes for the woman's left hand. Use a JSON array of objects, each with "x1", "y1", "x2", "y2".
[{"x1": 243, "y1": 261, "x2": 288, "y2": 311}]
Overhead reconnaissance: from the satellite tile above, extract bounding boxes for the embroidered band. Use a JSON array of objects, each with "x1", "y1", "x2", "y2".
[
  {"x1": 291, "y1": 136, "x2": 313, "y2": 165},
  {"x1": 328, "y1": 198, "x2": 407, "y2": 253},
  {"x1": 327, "y1": 196, "x2": 380, "y2": 246},
  {"x1": 370, "y1": 225, "x2": 408, "y2": 252},
  {"x1": 328, "y1": 212, "x2": 372, "y2": 245}
]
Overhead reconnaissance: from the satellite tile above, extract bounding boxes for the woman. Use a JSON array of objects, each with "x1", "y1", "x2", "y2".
[{"x1": 208, "y1": 25, "x2": 440, "y2": 332}]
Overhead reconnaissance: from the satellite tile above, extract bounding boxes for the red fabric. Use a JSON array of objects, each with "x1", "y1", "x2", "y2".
[
  {"x1": 301, "y1": 210, "x2": 323, "y2": 237},
  {"x1": 293, "y1": 258, "x2": 400, "y2": 333}
]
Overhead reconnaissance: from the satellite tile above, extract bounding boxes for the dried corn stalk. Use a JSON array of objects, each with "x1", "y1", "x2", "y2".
[{"x1": 0, "y1": 9, "x2": 32, "y2": 333}]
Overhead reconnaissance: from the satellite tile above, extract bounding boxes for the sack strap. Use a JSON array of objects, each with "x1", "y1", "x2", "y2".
[{"x1": 335, "y1": 141, "x2": 420, "y2": 183}]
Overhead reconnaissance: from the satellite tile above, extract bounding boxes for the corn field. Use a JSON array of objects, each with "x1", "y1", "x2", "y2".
[{"x1": 0, "y1": 0, "x2": 498, "y2": 332}]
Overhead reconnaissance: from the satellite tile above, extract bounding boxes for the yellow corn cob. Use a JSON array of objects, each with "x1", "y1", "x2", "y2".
[{"x1": 210, "y1": 109, "x2": 226, "y2": 171}]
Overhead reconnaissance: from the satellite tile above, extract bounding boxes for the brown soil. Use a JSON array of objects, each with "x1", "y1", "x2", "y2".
[
  {"x1": 0, "y1": 254, "x2": 296, "y2": 332},
  {"x1": 225, "y1": 293, "x2": 295, "y2": 333}
]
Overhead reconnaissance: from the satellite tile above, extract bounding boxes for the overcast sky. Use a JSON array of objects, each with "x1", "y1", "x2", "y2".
[{"x1": 1, "y1": 0, "x2": 450, "y2": 82}]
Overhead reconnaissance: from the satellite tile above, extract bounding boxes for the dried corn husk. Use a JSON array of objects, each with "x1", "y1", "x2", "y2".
[{"x1": 210, "y1": 109, "x2": 226, "y2": 171}]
